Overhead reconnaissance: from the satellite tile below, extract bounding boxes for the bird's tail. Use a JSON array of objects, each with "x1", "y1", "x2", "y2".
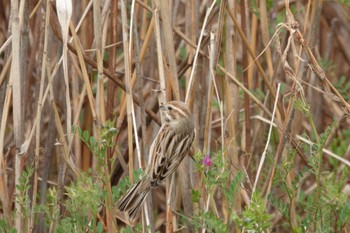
[{"x1": 117, "y1": 179, "x2": 150, "y2": 221}]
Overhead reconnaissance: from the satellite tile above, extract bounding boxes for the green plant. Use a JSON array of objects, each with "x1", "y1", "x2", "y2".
[
  {"x1": 335, "y1": 76, "x2": 350, "y2": 101},
  {"x1": 189, "y1": 151, "x2": 246, "y2": 232},
  {"x1": 0, "y1": 218, "x2": 16, "y2": 233},
  {"x1": 56, "y1": 172, "x2": 103, "y2": 233},
  {"x1": 15, "y1": 165, "x2": 34, "y2": 219},
  {"x1": 238, "y1": 191, "x2": 272, "y2": 233},
  {"x1": 55, "y1": 122, "x2": 119, "y2": 232}
]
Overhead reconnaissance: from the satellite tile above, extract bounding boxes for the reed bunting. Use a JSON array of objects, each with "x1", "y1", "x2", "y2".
[{"x1": 117, "y1": 101, "x2": 195, "y2": 221}]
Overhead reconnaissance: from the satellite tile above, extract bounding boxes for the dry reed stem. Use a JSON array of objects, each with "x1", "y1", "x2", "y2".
[
  {"x1": 253, "y1": 84, "x2": 281, "y2": 193},
  {"x1": 0, "y1": 55, "x2": 11, "y2": 86},
  {"x1": 247, "y1": 11, "x2": 258, "y2": 89},
  {"x1": 106, "y1": 0, "x2": 118, "y2": 121},
  {"x1": 160, "y1": 0, "x2": 180, "y2": 100},
  {"x1": 10, "y1": 0, "x2": 23, "y2": 231},
  {"x1": 132, "y1": 7, "x2": 146, "y2": 171},
  {"x1": 0, "y1": 85, "x2": 11, "y2": 221},
  {"x1": 154, "y1": 8, "x2": 166, "y2": 104},
  {"x1": 0, "y1": 37, "x2": 12, "y2": 54},
  {"x1": 240, "y1": 0, "x2": 252, "y2": 155},
  {"x1": 30, "y1": 1, "x2": 50, "y2": 231},
  {"x1": 224, "y1": 0, "x2": 241, "y2": 215},
  {"x1": 57, "y1": 0, "x2": 73, "y2": 148},
  {"x1": 120, "y1": 0, "x2": 134, "y2": 189},
  {"x1": 259, "y1": 0, "x2": 274, "y2": 77}
]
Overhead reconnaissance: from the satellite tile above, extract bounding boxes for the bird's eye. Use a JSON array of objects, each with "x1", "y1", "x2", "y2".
[{"x1": 167, "y1": 106, "x2": 173, "y2": 111}]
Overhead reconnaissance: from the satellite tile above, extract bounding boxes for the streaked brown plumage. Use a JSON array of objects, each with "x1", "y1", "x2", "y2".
[{"x1": 117, "y1": 101, "x2": 195, "y2": 221}]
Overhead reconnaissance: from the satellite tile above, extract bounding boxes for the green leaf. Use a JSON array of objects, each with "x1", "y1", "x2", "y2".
[
  {"x1": 83, "y1": 130, "x2": 89, "y2": 142},
  {"x1": 192, "y1": 189, "x2": 200, "y2": 203},
  {"x1": 97, "y1": 222, "x2": 104, "y2": 233},
  {"x1": 77, "y1": 127, "x2": 82, "y2": 137},
  {"x1": 340, "y1": 203, "x2": 350, "y2": 226},
  {"x1": 89, "y1": 136, "x2": 97, "y2": 148},
  {"x1": 16, "y1": 184, "x2": 23, "y2": 192}
]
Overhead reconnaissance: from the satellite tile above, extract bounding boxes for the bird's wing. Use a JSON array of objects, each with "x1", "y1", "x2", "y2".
[
  {"x1": 149, "y1": 124, "x2": 174, "y2": 186},
  {"x1": 164, "y1": 133, "x2": 194, "y2": 173},
  {"x1": 149, "y1": 124, "x2": 194, "y2": 187}
]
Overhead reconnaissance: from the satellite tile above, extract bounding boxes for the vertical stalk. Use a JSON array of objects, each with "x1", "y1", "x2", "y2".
[
  {"x1": 240, "y1": 0, "x2": 251, "y2": 155},
  {"x1": 225, "y1": 0, "x2": 241, "y2": 216},
  {"x1": 0, "y1": 84, "x2": 11, "y2": 222},
  {"x1": 160, "y1": 0, "x2": 179, "y2": 100},
  {"x1": 10, "y1": 0, "x2": 23, "y2": 231},
  {"x1": 120, "y1": 0, "x2": 134, "y2": 185},
  {"x1": 31, "y1": 0, "x2": 50, "y2": 231}
]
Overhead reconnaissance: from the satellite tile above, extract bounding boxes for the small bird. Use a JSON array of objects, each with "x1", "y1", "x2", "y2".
[{"x1": 117, "y1": 101, "x2": 195, "y2": 221}]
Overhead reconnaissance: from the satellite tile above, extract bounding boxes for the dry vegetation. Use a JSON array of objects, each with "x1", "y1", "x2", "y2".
[{"x1": 1, "y1": 0, "x2": 350, "y2": 232}]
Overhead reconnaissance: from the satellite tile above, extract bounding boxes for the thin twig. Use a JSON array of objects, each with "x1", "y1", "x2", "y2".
[{"x1": 253, "y1": 83, "x2": 281, "y2": 194}]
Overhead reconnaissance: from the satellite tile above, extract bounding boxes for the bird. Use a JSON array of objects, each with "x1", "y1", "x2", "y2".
[{"x1": 117, "y1": 101, "x2": 195, "y2": 221}]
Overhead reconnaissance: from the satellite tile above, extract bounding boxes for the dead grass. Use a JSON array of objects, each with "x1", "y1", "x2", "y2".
[{"x1": 0, "y1": 0, "x2": 350, "y2": 232}]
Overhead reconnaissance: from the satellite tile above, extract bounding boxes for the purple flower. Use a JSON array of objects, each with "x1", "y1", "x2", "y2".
[{"x1": 202, "y1": 155, "x2": 213, "y2": 167}]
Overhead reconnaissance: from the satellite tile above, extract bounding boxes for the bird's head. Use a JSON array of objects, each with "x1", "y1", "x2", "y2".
[{"x1": 159, "y1": 101, "x2": 192, "y2": 125}]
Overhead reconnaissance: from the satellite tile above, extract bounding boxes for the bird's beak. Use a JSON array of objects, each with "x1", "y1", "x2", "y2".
[{"x1": 159, "y1": 104, "x2": 166, "y2": 110}]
